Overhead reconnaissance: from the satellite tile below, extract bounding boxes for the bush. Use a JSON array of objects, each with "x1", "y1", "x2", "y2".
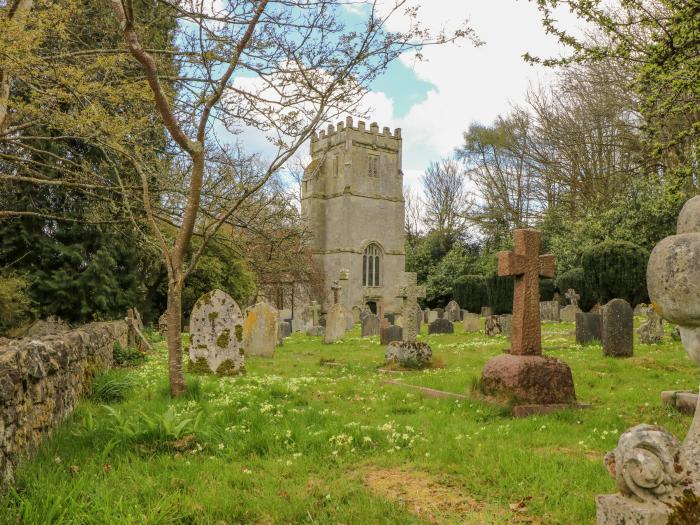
[
  {"x1": 452, "y1": 275, "x2": 488, "y2": 313},
  {"x1": 90, "y1": 370, "x2": 135, "y2": 403},
  {"x1": 556, "y1": 267, "x2": 596, "y2": 311},
  {"x1": 113, "y1": 341, "x2": 146, "y2": 367},
  {"x1": 539, "y1": 278, "x2": 556, "y2": 302},
  {"x1": 0, "y1": 275, "x2": 33, "y2": 335},
  {"x1": 581, "y1": 241, "x2": 649, "y2": 306},
  {"x1": 486, "y1": 275, "x2": 514, "y2": 315}
]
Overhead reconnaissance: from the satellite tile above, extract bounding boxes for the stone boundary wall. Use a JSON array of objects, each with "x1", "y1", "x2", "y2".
[{"x1": 0, "y1": 321, "x2": 127, "y2": 492}]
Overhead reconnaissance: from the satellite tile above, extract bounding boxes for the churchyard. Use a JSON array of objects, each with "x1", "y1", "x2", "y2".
[{"x1": 0, "y1": 316, "x2": 693, "y2": 524}]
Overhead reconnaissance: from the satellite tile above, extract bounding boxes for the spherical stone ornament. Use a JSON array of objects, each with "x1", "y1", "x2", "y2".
[{"x1": 385, "y1": 341, "x2": 432, "y2": 369}]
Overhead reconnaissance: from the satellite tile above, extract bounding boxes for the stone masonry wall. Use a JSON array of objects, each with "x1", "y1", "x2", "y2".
[{"x1": 0, "y1": 321, "x2": 127, "y2": 492}]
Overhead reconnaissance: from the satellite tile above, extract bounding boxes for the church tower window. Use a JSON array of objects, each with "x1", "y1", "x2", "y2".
[
  {"x1": 368, "y1": 155, "x2": 379, "y2": 177},
  {"x1": 362, "y1": 243, "x2": 382, "y2": 287}
]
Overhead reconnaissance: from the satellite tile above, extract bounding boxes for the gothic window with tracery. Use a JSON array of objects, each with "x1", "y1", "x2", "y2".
[{"x1": 362, "y1": 243, "x2": 382, "y2": 287}]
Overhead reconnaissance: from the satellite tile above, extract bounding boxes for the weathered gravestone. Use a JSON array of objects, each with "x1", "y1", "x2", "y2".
[
  {"x1": 359, "y1": 306, "x2": 370, "y2": 324},
  {"x1": 484, "y1": 315, "x2": 501, "y2": 336},
  {"x1": 242, "y1": 302, "x2": 279, "y2": 357},
  {"x1": 427, "y1": 310, "x2": 438, "y2": 323},
  {"x1": 560, "y1": 305, "x2": 582, "y2": 323},
  {"x1": 415, "y1": 304, "x2": 423, "y2": 335},
  {"x1": 291, "y1": 318, "x2": 304, "y2": 333},
  {"x1": 480, "y1": 306, "x2": 493, "y2": 317},
  {"x1": 576, "y1": 312, "x2": 602, "y2": 345},
  {"x1": 385, "y1": 340, "x2": 432, "y2": 369},
  {"x1": 345, "y1": 311, "x2": 354, "y2": 331},
  {"x1": 188, "y1": 289, "x2": 245, "y2": 375},
  {"x1": 463, "y1": 313, "x2": 480, "y2": 332},
  {"x1": 429, "y1": 318, "x2": 453, "y2": 334},
  {"x1": 445, "y1": 300, "x2": 461, "y2": 322},
  {"x1": 499, "y1": 314, "x2": 513, "y2": 340},
  {"x1": 324, "y1": 280, "x2": 346, "y2": 344},
  {"x1": 423, "y1": 308, "x2": 430, "y2": 323},
  {"x1": 633, "y1": 303, "x2": 650, "y2": 317},
  {"x1": 377, "y1": 300, "x2": 389, "y2": 329},
  {"x1": 278, "y1": 320, "x2": 291, "y2": 339},
  {"x1": 602, "y1": 298, "x2": 634, "y2": 357},
  {"x1": 158, "y1": 312, "x2": 168, "y2": 336},
  {"x1": 361, "y1": 314, "x2": 380, "y2": 337},
  {"x1": 396, "y1": 272, "x2": 426, "y2": 343},
  {"x1": 380, "y1": 324, "x2": 403, "y2": 345},
  {"x1": 305, "y1": 301, "x2": 324, "y2": 337},
  {"x1": 638, "y1": 308, "x2": 664, "y2": 345},
  {"x1": 565, "y1": 288, "x2": 580, "y2": 308},
  {"x1": 539, "y1": 300, "x2": 561, "y2": 322},
  {"x1": 352, "y1": 306, "x2": 362, "y2": 324},
  {"x1": 480, "y1": 229, "x2": 576, "y2": 408},
  {"x1": 596, "y1": 195, "x2": 700, "y2": 522}
]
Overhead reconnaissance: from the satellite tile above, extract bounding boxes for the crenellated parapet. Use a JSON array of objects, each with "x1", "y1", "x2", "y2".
[{"x1": 310, "y1": 116, "x2": 401, "y2": 155}]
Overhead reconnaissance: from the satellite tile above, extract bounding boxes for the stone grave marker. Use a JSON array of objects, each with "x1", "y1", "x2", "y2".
[
  {"x1": 423, "y1": 308, "x2": 430, "y2": 323},
  {"x1": 485, "y1": 315, "x2": 501, "y2": 336},
  {"x1": 565, "y1": 288, "x2": 580, "y2": 308},
  {"x1": 560, "y1": 305, "x2": 581, "y2": 323},
  {"x1": 499, "y1": 314, "x2": 513, "y2": 340},
  {"x1": 480, "y1": 306, "x2": 493, "y2": 317},
  {"x1": 638, "y1": 308, "x2": 664, "y2": 345},
  {"x1": 480, "y1": 229, "x2": 576, "y2": 407},
  {"x1": 278, "y1": 321, "x2": 291, "y2": 346},
  {"x1": 323, "y1": 280, "x2": 346, "y2": 343},
  {"x1": 575, "y1": 312, "x2": 602, "y2": 345},
  {"x1": 305, "y1": 301, "x2": 324, "y2": 336},
  {"x1": 427, "y1": 310, "x2": 438, "y2": 323},
  {"x1": 539, "y1": 300, "x2": 560, "y2": 322},
  {"x1": 361, "y1": 314, "x2": 380, "y2": 337},
  {"x1": 428, "y1": 318, "x2": 453, "y2": 334},
  {"x1": 380, "y1": 324, "x2": 402, "y2": 345},
  {"x1": 445, "y1": 300, "x2": 461, "y2": 322},
  {"x1": 158, "y1": 312, "x2": 168, "y2": 336},
  {"x1": 396, "y1": 272, "x2": 425, "y2": 342},
  {"x1": 633, "y1": 303, "x2": 649, "y2": 317},
  {"x1": 415, "y1": 304, "x2": 423, "y2": 334},
  {"x1": 291, "y1": 318, "x2": 304, "y2": 333},
  {"x1": 345, "y1": 311, "x2": 354, "y2": 330},
  {"x1": 351, "y1": 306, "x2": 361, "y2": 323},
  {"x1": 463, "y1": 313, "x2": 480, "y2": 332},
  {"x1": 242, "y1": 302, "x2": 279, "y2": 357},
  {"x1": 377, "y1": 299, "x2": 389, "y2": 329},
  {"x1": 435, "y1": 308, "x2": 445, "y2": 319},
  {"x1": 188, "y1": 289, "x2": 245, "y2": 375},
  {"x1": 602, "y1": 298, "x2": 633, "y2": 357}
]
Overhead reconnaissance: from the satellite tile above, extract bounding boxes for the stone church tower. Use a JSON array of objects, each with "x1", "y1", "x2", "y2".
[{"x1": 301, "y1": 117, "x2": 405, "y2": 314}]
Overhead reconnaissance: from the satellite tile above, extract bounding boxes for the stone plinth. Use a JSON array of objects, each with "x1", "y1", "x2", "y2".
[
  {"x1": 480, "y1": 354, "x2": 576, "y2": 405},
  {"x1": 596, "y1": 494, "x2": 671, "y2": 525}
]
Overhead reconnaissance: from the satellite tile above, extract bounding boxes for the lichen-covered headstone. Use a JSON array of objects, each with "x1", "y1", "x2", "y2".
[
  {"x1": 499, "y1": 314, "x2": 513, "y2": 340},
  {"x1": 428, "y1": 318, "x2": 453, "y2": 334},
  {"x1": 158, "y1": 312, "x2": 168, "y2": 336},
  {"x1": 638, "y1": 309, "x2": 663, "y2": 345},
  {"x1": 361, "y1": 314, "x2": 380, "y2": 337},
  {"x1": 539, "y1": 301, "x2": 560, "y2": 322},
  {"x1": 463, "y1": 313, "x2": 480, "y2": 332},
  {"x1": 484, "y1": 315, "x2": 501, "y2": 336},
  {"x1": 560, "y1": 304, "x2": 581, "y2": 323},
  {"x1": 385, "y1": 341, "x2": 432, "y2": 369},
  {"x1": 602, "y1": 298, "x2": 633, "y2": 357},
  {"x1": 445, "y1": 300, "x2": 461, "y2": 322},
  {"x1": 323, "y1": 304, "x2": 346, "y2": 344},
  {"x1": 242, "y1": 302, "x2": 278, "y2": 357},
  {"x1": 188, "y1": 289, "x2": 244, "y2": 375}
]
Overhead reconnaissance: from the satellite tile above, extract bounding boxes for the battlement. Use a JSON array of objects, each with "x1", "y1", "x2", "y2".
[{"x1": 311, "y1": 116, "x2": 401, "y2": 143}]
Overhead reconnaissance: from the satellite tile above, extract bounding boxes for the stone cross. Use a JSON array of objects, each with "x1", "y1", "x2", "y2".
[
  {"x1": 498, "y1": 229, "x2": 555, "y2": 356},
  {"x1": 331, "y1": 280, "x2": 342, "y2": 305},
  {"x1": 396, "y1": 272, "x2": 426, "y2": 342},
  {"x1": 310, "y1": 300, "x2": 321, "y2": 326},
  {"x1": 565, "y1": 288, "x2": 580, "y2": 308}
]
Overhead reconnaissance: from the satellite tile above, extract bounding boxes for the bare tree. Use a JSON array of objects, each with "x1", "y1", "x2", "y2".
[
  {"x1": 420, "y1": 157, "x2": 473, "y2": 240},
  {"x1": 403, "y1": 185, "x2": 423, "y2": 245}
]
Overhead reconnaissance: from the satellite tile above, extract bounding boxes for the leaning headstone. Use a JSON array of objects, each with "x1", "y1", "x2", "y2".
[
  {"x1": 602, "y1": 298, "x2": 634, "y2": 357},
  {"x1": 188, "y1": 289, "x2": 245, "y2": 375},
  {"x1": 463, "y1": 313, "x2": 480, "y2": 332},
  {"x1": 380, "y1": 324, "x2": 403, "y2": 345},
  {"x1": 560, "y1": 304, "x2": 582, "y2": 323},
  {"x1": 484, "y1": 315, "x2": 501, "y2": 336},
  {"x1": 428, "y1": 318, "x2": 453, "y2": 334},
  {"x1": 638, "y1": 308, "x2": 664, "y2": 344},
  {"x1": 242, "y1": 302, "x2": 279, "y2": 357},
  {"x1": 445, "y1": 300, "x2": 461, "y2": 322},
  {"x1": 361, "y1": 314, "x2": 380, "y2": 337},
  {"x1": 575, "y1": 312, "x2": 602, "y2": 345},
  {"x1": 499, "y1": 314, "x2": 513, "y2": 340},
  {"x1": 324, "y1": 304, "x2": 346, "y2": 343},
  {"x1": 351, "y1": 306, "x2": 361, "y2": 323},
  {"x1": 480, "y1": 306, "x2": 493, "y2": 317},
  {"x1": 480, "y1": 229, "x2": 576, "y2": 408},
  {"x1": 539, "y1": 300, "x2": 560, "y2": 322},
  {"x1": 427, "y1": 310, "x2": 438, "y2": 323},
  {"x1": 385, "y1": 341, "x2": 432, "y2": 369}
]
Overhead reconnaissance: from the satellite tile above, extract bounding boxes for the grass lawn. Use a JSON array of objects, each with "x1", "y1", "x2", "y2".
[{"x1": 1, "y1": 319, "x2": 696, "y2": 524}]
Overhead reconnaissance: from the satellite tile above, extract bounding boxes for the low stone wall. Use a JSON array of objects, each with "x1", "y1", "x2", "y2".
[{"x1": 0, "y1": 321, "x2": 127, "y2": 492}]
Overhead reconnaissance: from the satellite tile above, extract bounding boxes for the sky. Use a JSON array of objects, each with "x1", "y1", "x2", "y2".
[{"x1": 336, "y1": 0, "x2": 583, "y2": 190}]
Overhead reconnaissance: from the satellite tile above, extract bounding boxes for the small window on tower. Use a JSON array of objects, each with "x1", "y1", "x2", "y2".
[
  {"x1": 333, "y1": 156, "x2": 339, "y2": 177},
  {"x1": 368, "y1": 155, "x2": 379, "y2": 177}
]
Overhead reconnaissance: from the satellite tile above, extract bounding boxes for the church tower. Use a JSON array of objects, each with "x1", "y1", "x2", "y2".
[{"x1": 301, "y1": 117, "x2": 405, "y2": 314}]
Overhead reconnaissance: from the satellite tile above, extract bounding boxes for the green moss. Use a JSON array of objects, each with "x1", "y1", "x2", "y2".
[
  {"x1": 215, "y1": 359, "x2": 244, "y2": 376},
  {"x1": 208, "y1": 311, "x2": 219, "y2": 321},
  {"x1": 669, "y1": 490, "x2": 700, "y2": 525},
  {"x1": 216, "y1": 329, "x2": 230, "y2": 348},
  {"x1": 235, "y1": 324, "x2": 243, "y2": 342},
  {"x1": 187, "y1": 357, "x2": 213, "y2": 375}
]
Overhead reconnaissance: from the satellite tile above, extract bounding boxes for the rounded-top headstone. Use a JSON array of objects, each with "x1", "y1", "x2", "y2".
[
  {"x1": 189, "y1": 289, "x2": 244, "y2": 375},
  {"x1": 242, "y1": 302, "x2": 278, "y2": 357},
  {"x1": 677, "y1": 195, "x2": 700, "y2": 234},
  {"x1": 602, "y1": 298, "x2": 633, "y2": 357}
]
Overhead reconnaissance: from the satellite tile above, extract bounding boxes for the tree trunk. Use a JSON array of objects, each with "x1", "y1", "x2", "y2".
[{"x1": 166, "y1": 277, "x2": 187, "y2": 396}]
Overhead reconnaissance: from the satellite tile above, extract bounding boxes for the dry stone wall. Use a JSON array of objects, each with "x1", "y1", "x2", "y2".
[{"x1": 0, "y1": 321, "x2": 127, "y2": 493}]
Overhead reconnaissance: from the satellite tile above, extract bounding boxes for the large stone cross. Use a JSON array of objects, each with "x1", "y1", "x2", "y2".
[
  {"x1": 310, "y1": 300, "x2": 321, "y2": 326},
  {"x1": 396, "y1": 272, "x2": 426, "y2": 342},
  {"x1": 498, "y1": 229, "x2": 555, "y2": 355},
  {"x1": 565, "y1": 288, "x2": 580, "y2": 308},
  {"x1": 331, "y1": 280, "x2": 342, "y2": 305}
]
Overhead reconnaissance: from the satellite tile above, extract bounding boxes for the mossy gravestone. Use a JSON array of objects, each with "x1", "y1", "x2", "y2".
[
  {"x1": 602, "y1": 298, "x2": 633, "y2": 357},
  {"x1": 242, "y1": 302, "x2": 278, "y2": 357},
  {"x1": 188, "y1": 289, "x2": 245, "y2": 375}
]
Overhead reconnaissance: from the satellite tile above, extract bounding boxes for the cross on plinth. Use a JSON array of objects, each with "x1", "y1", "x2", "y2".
[
  {"x1": 565, "y1": 288, "x2": 580, "y2": 308},
  {"x1": 310, "y1": 300, "x2": 321, "y2": 326},
  {"x1": 498, "y1": 229, "x2": 555, "y2": 356},
  {"x1": 331, "y1": 280, "x2": 342, "y2": 305},
  {"x1": 397, "y1": 272, "x2": 426, "y2": 342}
]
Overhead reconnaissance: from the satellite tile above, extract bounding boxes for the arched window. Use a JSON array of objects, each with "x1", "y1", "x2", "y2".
[{"x1": 362, "y1": 243, "x2": 382, "y2": 287}]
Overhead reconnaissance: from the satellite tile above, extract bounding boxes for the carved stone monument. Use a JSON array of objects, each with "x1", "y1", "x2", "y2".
[
  {"x1": 638, "y1": 309, "x2": 664, "y2": 345},
  {"x1": 384, "y1": 272, "x2": 432, "y2": 366},
  {"x1": 596, "y1": 195, "x2": 700, "y2": 522},
  {"x1": 480, "y1": 229, "x2": 576, "y2": 408}
]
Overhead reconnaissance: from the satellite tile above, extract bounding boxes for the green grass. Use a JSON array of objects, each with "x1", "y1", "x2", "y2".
[{"x1": 1, "y1": 319, "x2": 696, "y2": 524}]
